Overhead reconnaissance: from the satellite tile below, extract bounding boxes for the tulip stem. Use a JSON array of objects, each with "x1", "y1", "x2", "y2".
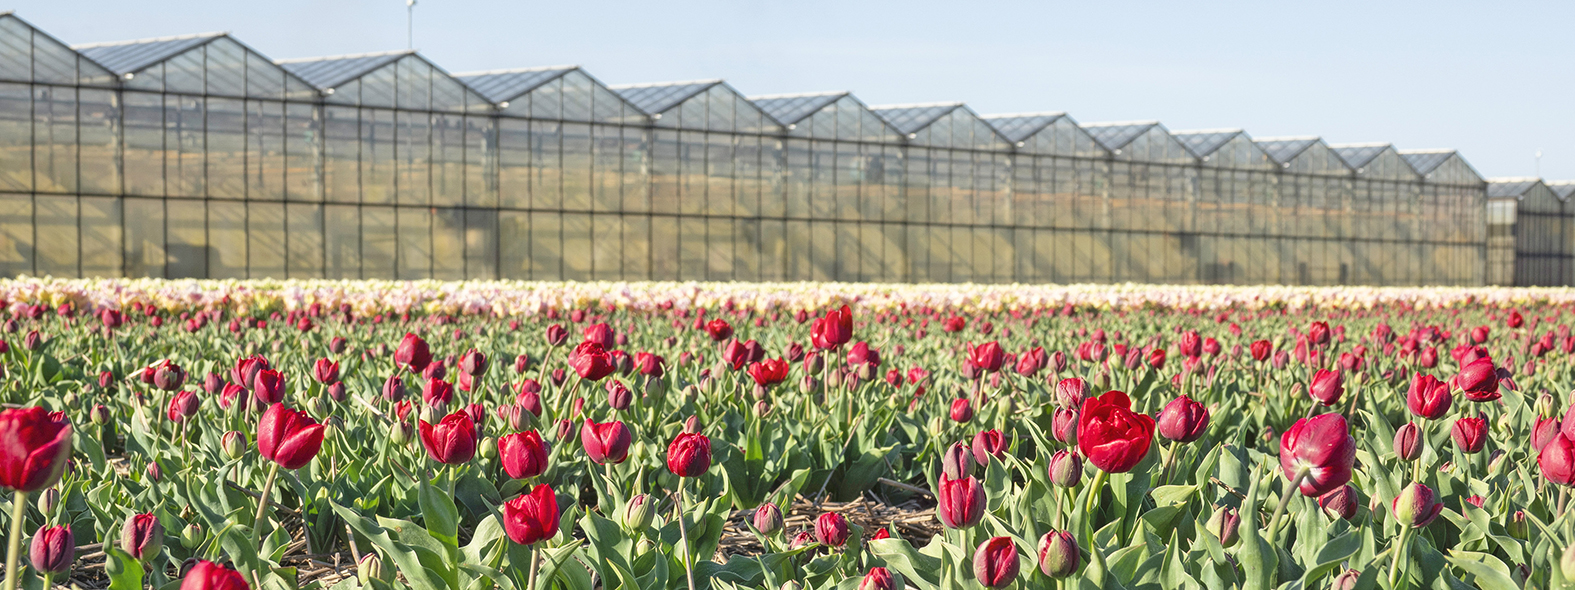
[
  {"x1": 674, "y1": 478, "x2": 696, "y2": 590},
  {"x1": 1266, "y1": 469, "x2": 1309, "y2": 538},
  {"x1": 1085, "y1": 469, "x2": 1109, "y2": 517},
  {"x1": 1388, "y1": 526, "x2": 1412, "y2": 589},
  {"x1": 525, "y1": 545, "x2": 540, "y2": 590},
  {"x1": 253, "y1": 463, "x2": 281, "y2": 547},
  {"x1": 1559, "y1": 486, "x2": 1569, "y2": 518},
  {"x1": 3, "y1": 490, "x2": 28, "y2": 590}
]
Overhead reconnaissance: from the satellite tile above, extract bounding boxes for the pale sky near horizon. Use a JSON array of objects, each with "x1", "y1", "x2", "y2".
[{"x1": 9, "y1": 0, "x2": 1573, "y2": 180}]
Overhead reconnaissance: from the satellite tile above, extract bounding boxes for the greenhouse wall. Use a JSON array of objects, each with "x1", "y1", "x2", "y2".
[{"x1": 0, "y1": 14, "x2": 1496, "y2": 285}]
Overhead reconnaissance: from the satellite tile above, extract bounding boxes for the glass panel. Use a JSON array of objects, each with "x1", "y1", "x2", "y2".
[
  {"x1": 208, "y1": 200, "x2": 246, "y2": 278},
  {"x1": 397, "y1": 111, "x2": 430, "y2": 206},
  {"x1": 530, "y1": 211, "x2": 561, "y2": 280},
  {"x1": 324, "y1": 204, "x2": 359, "y2": 279},
  {"x1": 562, "y1": 123, "x2": 592, "y2": 210},
  {"x1": 205, "y1": 39, "x2": 247, "y2": 96},
  {"x1": 363, "y1": 109, "x2": 395, "y2": 204},
  {"x1": 590, "y1": 213, "x2": 620, "y2": 281},
  {"x1": 361, "y1": 205, "x2": 395, "y2": 279},
  {"x1": 464, "y1": 209, "x2": 497, "y2": 279},
  {"x1": 324, "y1": 106, "x2": 359, "y2": 203},
  {"x1": 80, "y1": 196, "x2": 120, "y2": 275},
  {"x1": 0, "y1": 84, "x2": 31, "y2": 192},
  {"x1": 499, "y1": 210, "x2": 528, "y2": 279},
  {"x1": 284, "y1": 103, "x2": 319, "y2": 201},
  {"x1": 79, "y1": 89, "x2": 117, "y2": 195},
  {"x1": 562, "y1": 212, "x2": 591, "y2": 280},
  {"x1": 123, "y1": 197, "x2": 164, "y2": 277},
  {"x1": 247, "y1": 200, "x2": 284, "y2": 278},
  {"x1": 464, "y1": 115, "x2": 494, "y2": 208},
  {"x1": 287, "y1": 202, "x2": 323, "y2": 278},
  {"x1": 34, "y1": 194, "x2": 75, "y2": 277},
  {"x1": 620, "y1": 214, "x2": 649, "y2": 280},
  {"x1": 650, "y1": 215, "x2": 677, "y2": 280},
  {"x1": 397, "y1": 206, "x2": 431, "y2": 279},
  {"x1": 498, "y1": 119, "x2": 529, "y2": 208},
  {"x1": 432, "y1": 207, "x2": 463, "y2": 280},
  {"x1": 206, "y1": 98, "x2": 246, "y2": 199},
  {"x1": 166, "y1": 95, "x2": 204, "y2": 197},
  {"x1": 432, "y1": 114, "x2": 464, "y2": 206},
  {"x1": 166, "y1": 198, "x2": 205, "y2": 278}
]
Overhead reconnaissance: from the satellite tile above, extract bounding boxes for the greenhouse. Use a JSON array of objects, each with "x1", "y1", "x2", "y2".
[{"x1": 0, "y1": 12, "x2": 1528, "y2": 285}]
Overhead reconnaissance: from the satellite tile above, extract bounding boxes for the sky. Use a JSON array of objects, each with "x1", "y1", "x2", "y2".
[{"x1": 10, "y1": 0, "x2": 1573, "y2": 180}]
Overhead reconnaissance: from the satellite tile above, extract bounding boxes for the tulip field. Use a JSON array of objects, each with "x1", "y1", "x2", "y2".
[{"x1": 8, "y1": 279, "x2": 1575, "y2": 590}]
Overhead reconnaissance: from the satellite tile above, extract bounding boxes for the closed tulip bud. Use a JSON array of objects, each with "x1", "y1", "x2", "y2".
[
  {"x1": 479, "y1": 437, "x2": 499, "y2": 460},
  {"x1": 1048, "y1": 450, "x2": 1082, "y2": 487},
  {"x1": 973, "y1": 536, "x2": 1020, "y2": 588},
  {"x1": 666, "y1": 432, "x2": 712, "y2": 477},
  {"x1": 22, "y1": 330, "x2": 41, "y2": 351},
  {"x1": 35, "y1": 487, "x2": 59, "y2": 515},
  {"x1": 1207, "y1": 505, "x2": 1240, "y2": 547},
  {"x1": 1052, "y1": 408, "x2": 1077, "y2": 444},
  {"x1": 1394, "y1": 422, "x2": 1422, "y2": 461},
  {"x1": 1054, "y1": 378, "x2": 1088, "y2": 409},
  {"x1": 1318, "y1": 484, "x2": 1359, "y2": 520},
  {"x1": 357, "y1": 553, "x2": 386, "y2": 585},
  {"x1": 1538, "y1": 393, "x2": 1558, "y2": 418},
  {"x1": 1451, "y1": 417, "x2": 1488, "y2": 454},
  {"x1": 382, "y1": 374, "x2": 406, "y2": 402},
  {"x1": 1392, "y1": 482, "x2": 1444, "y2": 528},
  {"x1": 949, "y1": 398, "x2": 973, "y2": 423},
  {"x1": 941, "y1": 441, "x2": 974, "y2": 480},
  {"x1": 814, "y1": 512, "x2": 850, "y2": 547},
  {"x1": 305, "y1": 397, "x2": 328, "y2": 419},
  {"x1": 1156, "y1": 395, "x2": 1209, "y2": 443},
  {"x1": 621, "y1": 494, "x2": 655, "y2": 534},
  {"x1": 390, "y1": 420, "x2": 413, "y2": 445},
  {"x1": 858, "y1": 567, "x2": 894, "y2": 590},
  {"x1": 971, "y1": 430, "x2": 1007, "y2": 465},
  {"x1": 120, "y1": 513, "x2": 163, "y2": 562},
  {"x1": 90, "y1": 404, "x2": 111, "y2": 425},
  {"x1": 753, "y1": 399, "x2": 771, "y2": 418},
  {"x1": 1332, "y1": 569, "x2": 1361, "y2": 590},
  {"x1": 753, "y1": 503, "x2": 784, "y2": 535},
  {"x1": 937, "y1": 475, "x2": 985, "y2": 529},
  {"x1": 1508, "y1": 510, "x2": 1528, "y2": 539},
  {"x1": 145, "y1": 462, "x2": 161, "y2": 481},
  {"x1": 203, "y1": 372, "x2": 223, "y2": 395},
  {"x1": 1037, "y1": 530, "x2": 1079, "y2": 578},
  {"x1": 221, "y1": 431, "x2": 246, "y2": 460},
  {"x1": 29, "y1": 523, "x2": 73, "y2": 574},
  {"x1": 803, "y1": 353, "x2": 823, "y2": 376},
  {"x1": 327, "y1": 381, "x2": 346, "y2": 402},
  {"x1": 684, "y1": 415, "x2": 702, "y2": 433},
  {"x1": 605, "y1": 380, "x2": 632, "y2": 411},
  {"x1": 180, "y1": 523, "x2": 204, "y2": 549}
]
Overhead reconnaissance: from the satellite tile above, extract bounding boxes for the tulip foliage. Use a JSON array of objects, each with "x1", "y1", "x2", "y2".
[{"x1": 6, "y1": 281, "x2": 1575, "y2": 589}]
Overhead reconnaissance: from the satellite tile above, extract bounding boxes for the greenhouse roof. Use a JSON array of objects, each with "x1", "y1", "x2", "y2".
[
  {"x1": 1548, "y1": 181, "x2": 1575, "y2": 200},
  {"x1": 1080, "y1": 121, "x2": 1161, "y2": 151},
  {"x1": 1398, "y1": 150, "x2": 1456, "y2": 175},
  {"x1": 1487, "y1": 178, "x2": 1543, "y2": 199},
  {"x1": 869, "y1": 102, "x2": 964, "y2": 135},
  {"x1": 1254, "y1": 137, "x2": 1322, "y2": 164},
  {"x1": 1172, "y1": 129, "x2": 1244, "y2": 159},
  {"x1": 73, "y1": 31, "x2": 223, "y2": 75},
  {"x1": 749, "y1": 91, "x2": 848, "y2": 126},
  {"x1": 454, "y1": 65, "x2": 578, "y2": 104},
  {"x1": 1329, "y1": 143, "x2": 1394, "y2": 170},
  {"x1": 277, "y1": 50, "x2": 412, "y2": 90},
  {"x1": 610, "y1": 80, "x2": 721, "y2": 114},
  {"x1": 979, "y1": 112, "x2": 1068, "y2": 143}
]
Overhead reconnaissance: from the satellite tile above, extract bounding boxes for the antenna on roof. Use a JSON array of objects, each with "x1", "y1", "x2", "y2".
[
  {"x1": 1536, "y1": 149, "x2": 1542, "y2": 178},
  {"x1": 406, "y1": 0, "x2": 416, "y2": 50}
]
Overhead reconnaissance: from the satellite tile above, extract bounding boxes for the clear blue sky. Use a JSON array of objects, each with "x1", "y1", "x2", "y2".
[{"x1": 11, "y1": 0, "x2": 1572, "y2": 180}]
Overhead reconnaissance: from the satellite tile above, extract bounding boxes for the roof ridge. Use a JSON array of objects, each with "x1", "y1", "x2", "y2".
[
  {"x1": 452, "y1": 65, "x2": 579, "y2": 77},
  {"x1": 275, "y1": 49, "x2": 415, "y2": 64},
  {"x1": 72, "y1": 31, "x2": 225, "y2": 49},
  {"x1": 607, "y1": 79, "x2": 722, "y2": 89}
]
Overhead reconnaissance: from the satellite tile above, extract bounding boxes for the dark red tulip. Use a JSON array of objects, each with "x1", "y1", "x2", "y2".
[
  {"x1": 858, "y1": 567, "x2": 894, "y2": 590},
  {"x1": 846, "y1": 341, "x2": 880, "y2": 369},
  {"x1": 257, "y1": 403, "x2": 325, "y2": 470},
  {"x1": 810, "y1": 305, "x2": 853, "y2": 350},
  {"x1": 503, "y1": 484, "x2": 560, "y2": 545},
  {"x1": 949, "y1": 398, "x2": 973, "y2": 423},
  {"x1": 1394, "y1": 422, "x2": 1421, "y2": 461},
  {"x1": 1250, "y1": 340, "x2": 1272, "y2": 362},
  {"x1": 815, "y1": 512, "x2": 850, "y2": 546},
  {"x1": 1052, "y1": 407, "x2": 1077, "y2": 444},
  {"x1": 459, "y1": 349, "x2": 488, "y2": 378},
  {"x1": 1279, "y1": 413, "x2": 1357, "y2": 496},
  {"x1": 1536, "y1": 416, "x2": 1562, "y2": 451},
  {"x1": 1047, "y1": 450, "x2": 1082, "y2": 487},
  {"x1": 937, "y1": 474, "x2": 985, "y2": 529},
  {"x1": 634, "y1": 352, "x2": 665, "y2": 378},
  {"x1": 423, "y1": 379, "x2": 454, "y2": 408},
  {"x1": 967, "y1": 342, "x2": 1006, "y2": 374},
  {"x1": 704, "y1": 319, "x2": 734, "y2": 342},
  {"x1": 1451, "y1": 417, "x2": 1488, "y2": 454},
  {"x1": 29, "y1": 523, "x2": 73, "y2": 574},
  {"x1": 499, "y1": 431, "x2": 549, "y2": 480},
  {"x1": 1077, "y1": 391, "x2": 1154, "y2": 473},
  {"x1": 180, "y1": 560, "x2": 250, "y2": 590},
  {"x1": 1455, "y1": 358, "x2": 1500, "y2": 402},
  {"x1": 567, "y1": 341, "x2": 615, "y2": 381},
  {"x1": 580, "y1": 420, "x2": 631, "y2": 464},
  {"x1": 747, "y1": 358, "x2": 790, "y2": 387},
  {"x1": 166, "y1": 390, "x2": 200, "y2": 423},
  {"x1": 1156, "y1": 395, "x2": 1209, "y2": 443},
  {"x1": 0, "y1": 407, "x2": 71, "y2": 492},
  {"x1": 605, "y1": 380, "x2": 632, "y2": 411},
  {"x1": 1406, "y1": 373, "x2": 1451, "y2": 420},
  {"x1": 329, "y1": 336, "x2": 347, "y2": 355},
  {"x1": 1318, "y1": 485, "x2": 1358, "y2": 520},
  {"x1": 1308, "y1": 369, "x2": 1343, "y2": 406},
  {"x1": 544, "y1": 324, "x2": 569, "y2": 347},
  {"x1": 582, "y1": 323, "x2": 615, "y2": 349},
  {"x1": 394, "y1": 332, "x2": 432, "y2": 372},
  {"x1": 1054, "y1": 378, "x2": 1088, "y2": 409},
  {"x1": 1145, "y1": 347, "x2": 1166, "y2": 370},
  {"x1": 1014, "y1": 347, "x2": 1046, "y2": 377},
  {"x1": 152, "y1": 360, "x2": 186, "y2": 392},
  {"x1": 1178, "y1": 331, "x2": 1202, "y2": 359},
  {"x1": 312, "y1": 359, "x2": 339, "y2": 385},
  {"x1": 252, "y1": 369, "x2": 285, "y2": 405},
  {"x1": 1307, "y1": 321, "x2": 1330, "y2": 346},
  {"x1": 973, "y1": 536, "x2": 1020, "y2": 588},
  {"x1": 666, "y1": 432, "x2": 712, "y2": 477},
  {"x1": 419, "y1": 411, "x2": 479, "y2": 464},
  {"x1": 1539, "y1": 432, "x2": 1575, "y2": 486},
  {"x1": 120, "y1": 513, "x2": 162, "y2": 562},
  {"x1": 971, "y1": 430, "x2": 1007, "y2": 465}
]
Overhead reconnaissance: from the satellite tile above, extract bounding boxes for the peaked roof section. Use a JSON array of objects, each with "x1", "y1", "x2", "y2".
[
  {"x1": 1328, "y1": 143, "x2": 1394, "y2": 170},
  {"x1": 1486, "y1": 178, "x2": 1543, "y2": 199},
  {"x1": 1254, "y1": 136, "x2": 1322, "y2": 164},
  {"x1": 610, "y1": 80, "x2": 721, "y2": 115},
  {"x1": 277, "y1": 50, "x2": 411, "y2": 90},
  {"x1": 0, "y1": 13, "x2": 115, "y2": 85},
  {"x1": 1547, "y1": 181, "x2": 1575, "y2": 201},
  {"x1": 869, "y1": 102, "x2": 964, "y2": 135},
  {"x1": 748, "y1": 91, "x2": 847, "y2": 126},
  {"x1": 1171, "y1": 129, "x2": 1243, "y2": 158},
  {"x1": 979, "y1": 112, "x2": 1067, "y2": 143},
  {"x1": 73, "y1": 31, "x2": 223, "y2": 75},
  {"x1": 454, "y1": 65, "x2": 578, "y2": 104},
  {"x1": 1398, "y1": 150, "x2": 1455, "y2": 175},
  {"x1": 1080, "y1": 121, "x2": 1161, "y2": 151}
]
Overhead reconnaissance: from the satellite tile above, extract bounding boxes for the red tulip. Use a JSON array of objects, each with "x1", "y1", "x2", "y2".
[
  {"x1": 29, "y1": 523, "x2": 73, "y2": 574},
  {"x1": 1279, "y1": 413, "x2": 1357, "y2": 496},
  {"x1": 499, "y1": 431, "x2": 549, "y2": 480},
  {"x1": 1156, "y1": 395, "x2": 1209, "y2": 443},
  {"x1": 1077, "y1": 391, "x2": 1155, "y2": 473},
  {"x1": 1450, "y1": 417, "x2": 1487, "y2": 454},
  {"x1": 815, "y1": 512, "x2": 850, "y2": 546},
  {"x1": 967, "y1": 342, "x2": 1006, "y2": 374},
  {"x1": 1055, "y1": 378, "x2": 1088, "y2": 409},
  {"x1": 252, "y1": 369, "x2": 285, "y2": 405},
  {"x1": 419, "y1": 411, "x2": 479, "y2": 464},
  {"x1": 1392, "y1": 482, "x2": 1443, "y2": 528},
  {"x1": 1145, "y1": 347, "x2": 1166, "y2": 370},
  {"x1": 1307, "y1": 321, "x2": 1331, "y2": 346},
  {"x1": 846, "y1": 341, "x2": 880, "y2": 369},
  {"x1": 1308, "y1": 369, "x2": 1343, "y2": 406},
  {"x1": 1178, "y1": 331, "x2": 1202, "y2": 359},
  {"x1": 0, "y1": 407, "x2": 75, "y2": 493},
  {"x1": 1406, "y1": 373, "x2": 1451, "y2": 420},
  {"x1": 1539, "y1": 432, "x2": 1575, "y2": 486},
  {"x1": 257, "y1": 404, "x2": 325, "y2": 470},
  {"x1": 1318, "y1": 484, "x2": 1359, "y2": 520},
  {"x1": 666, "y1": 432, "x2": 712, "y2": 477},
  {"x1": 120, "y1": 513, "x2": 163, "y2": 562},
  {"x1": 1250, "y1": 340, "x2": 1272, "y2": 362},
  {"x1": 1037, "y1": 530, "x2": 1079, "y2": 578},
  {"x1": 949, "y1": 398, "x2": 973, "y2": 423},
  {"x1": 166, "y1": 390, "x2": 200, "y2": 423},
  {"x1": 503, "y1": 484, "x2": 560, "y2": 545},
  {"x1": 544, "y1": 324, "x2": 569, "y2": 347},
  {"x1": 634, "y1": 352, "x2": 665, "y2": 378},
  {"x1": 1014, "y1": 347, "x2": 1046, "y2": 376},
  {"x1": 180, "y1": 560, "x2": 250, "y2": 590},
  {"x1": 858, "y1": 567, "x2": 894, "y2": 590},
  {"x1": 459, "y1": 349, "x2": 488, "y2": 378},
  {"x1": 394, "y1": 333, "x2": 432, "y2": 372},
  {"x1": 582, "y1": 323, "x2": 615, "y2": 348},
  {"x1": 971, "y1": 430, "x2": 1007, "y2": 465},
  {"x1": 312, "y1": 359, "x2": 339, "y2": 385},
  {"x1": 937, "y1": 474, "x2": 985, "y2": 529},
  {"x1": 1455, "y1": 358, "x2": 1500, "y2": 402},
  {"x1": 567, "y1": 341, "x2": 615, "y2": 381},
  {"x1": 747, "y1": 358, "x2": 790, "y2": 387},
  {"x1": 810, "y1": 305, "x2": 854, "y2": 350},
  {"x1": 580, "y1": 419, "x2": 631, "y2": 464},
  {"x1": 704, "y1": 319, "x2": 734, "y2": 342},
  {"x1": 1536, "y1": 416, "x2": 1562, "y2": 451},
  {"x1": 1393, "y1": 422, "x2": 1421, "y2": 461},
  {"x1": 973, "y1": 536, "x2": 1020, "y2": 588}
]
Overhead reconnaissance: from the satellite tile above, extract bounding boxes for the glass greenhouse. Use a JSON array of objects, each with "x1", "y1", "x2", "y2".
[{"x1": 0, "y1": 13, "x2": 1522, "y2": 285}]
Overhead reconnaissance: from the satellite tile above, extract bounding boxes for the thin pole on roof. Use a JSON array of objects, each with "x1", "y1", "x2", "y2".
[
  {"x1": 1536, "y1": 149, "x2": 1542, "y2": 178},
  {"x1": 406, "y1": 0, "x2": 416, "y2": 50}
]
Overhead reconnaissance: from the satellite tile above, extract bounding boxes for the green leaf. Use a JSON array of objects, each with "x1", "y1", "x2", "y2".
[
  {"x1": 1299, "y1": 530, "x2": 1360, "y2": 586},
  {"x1": 1446, "y1": 552, "x2": 1518, "y2": 590},
  {"x1": 868, "y1": 538, "x2": 940, "y2": 590},
  {"x1": 105, "y1": 547, "x2": 146, "y2": 590},
  {"x1": 419, "y1": 478, "x2": 461, "y2": 549}
]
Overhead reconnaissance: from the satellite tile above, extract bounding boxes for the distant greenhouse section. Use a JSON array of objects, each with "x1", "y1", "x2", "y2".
[{"x1": 0, "y1": 12, "x2": 1544, "y2": 286}]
